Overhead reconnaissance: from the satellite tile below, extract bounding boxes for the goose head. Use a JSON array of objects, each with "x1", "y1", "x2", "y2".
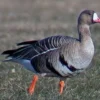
[{"x1": 78, "y1": 10, "x2": 100, "y2": 25}]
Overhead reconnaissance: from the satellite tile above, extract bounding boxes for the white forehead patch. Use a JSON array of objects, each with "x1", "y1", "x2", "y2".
[{"x1": 93, "y1": 13, "x2": 99, "y2": 21}]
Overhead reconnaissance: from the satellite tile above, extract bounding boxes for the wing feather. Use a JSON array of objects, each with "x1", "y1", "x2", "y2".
[{"x1": 2, "y1": 35, "x2": 77, "y2": 60}]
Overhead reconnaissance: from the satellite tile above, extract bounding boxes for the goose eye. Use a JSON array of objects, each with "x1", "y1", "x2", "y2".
[{"x1": 88, "y1": 12, "x2": 92, "y2": 15}]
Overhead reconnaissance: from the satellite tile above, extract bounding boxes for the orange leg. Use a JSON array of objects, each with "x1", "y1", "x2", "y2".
[
  {"x1": 27, "y1": 75, "x2": 38, "y2": 95},
  {"x1": 59, "y1": 80, "x2": 65, "y2": 94}
]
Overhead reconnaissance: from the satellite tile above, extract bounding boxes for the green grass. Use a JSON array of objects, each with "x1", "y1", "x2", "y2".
[
  {"x1": 0, "y1": 0, "x2": 100, "y2": 100},
  {"x1": 0, "y1": 56, "x2": 100, "y2": 100}
]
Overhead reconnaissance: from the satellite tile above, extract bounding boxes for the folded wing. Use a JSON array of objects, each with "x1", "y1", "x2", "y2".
[{"x1": 2, "y1": 35, "x2": 76, "y2": 60}]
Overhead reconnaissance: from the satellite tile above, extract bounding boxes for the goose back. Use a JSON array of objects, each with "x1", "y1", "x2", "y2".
[{"x1": 2, "y1": 35, "x2": 77, "y2": 60}]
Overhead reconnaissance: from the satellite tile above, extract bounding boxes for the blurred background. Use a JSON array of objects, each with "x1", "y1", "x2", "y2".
[{"x1": 0, "y1": 0, "x2": 100, "y2": 100}]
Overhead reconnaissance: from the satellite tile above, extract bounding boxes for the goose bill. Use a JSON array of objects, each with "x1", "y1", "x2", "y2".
[{"x1": 93, "y1": 12, "x2": 100, "y2": 23}]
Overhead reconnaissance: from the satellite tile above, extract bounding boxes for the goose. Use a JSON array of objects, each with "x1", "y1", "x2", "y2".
[{"x1": 2, "y1": 10, "x2": 100, "y2": 95}]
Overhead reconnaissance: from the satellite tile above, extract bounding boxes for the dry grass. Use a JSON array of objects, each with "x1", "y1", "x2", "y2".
[{"x1": 0, "y1": 0, "x2": 100, "y2": 100}]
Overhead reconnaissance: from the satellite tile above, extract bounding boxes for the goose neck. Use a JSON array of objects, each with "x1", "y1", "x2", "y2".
[{"x1": 78, "y1": 24, "x2": 91, "y2": 41}]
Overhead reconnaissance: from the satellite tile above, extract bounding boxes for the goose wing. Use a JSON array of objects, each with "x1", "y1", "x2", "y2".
[{"x1": 2, "y1": 35, "x2": 77, "y2": 60}]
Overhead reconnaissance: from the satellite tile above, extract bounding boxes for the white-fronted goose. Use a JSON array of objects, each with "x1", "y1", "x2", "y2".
[{"x1": 2, "y1": 10, "x2": 100, "y2": 95}]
